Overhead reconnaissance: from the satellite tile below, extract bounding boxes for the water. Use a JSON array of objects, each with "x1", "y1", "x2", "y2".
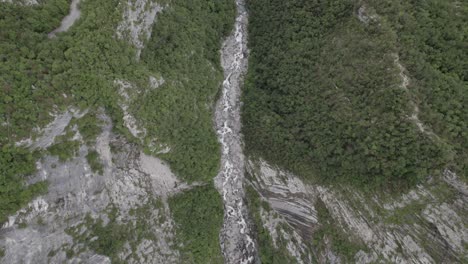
[{"x1": 214, "y1": 0, "x2": 257, "y2": 263}]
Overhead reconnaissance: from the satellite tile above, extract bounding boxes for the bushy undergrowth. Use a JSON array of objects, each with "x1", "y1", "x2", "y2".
[{"x1": 168, "y1": 184, "x2": 224, "y2": 263}]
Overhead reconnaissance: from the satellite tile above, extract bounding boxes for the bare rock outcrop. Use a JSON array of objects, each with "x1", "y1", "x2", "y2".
[
  {"x1": 247, "y1": 158, "x2": 468, "y2": 263},
  {"x1": 1, "y1": 114, "x2": 182, "y2": 264}
]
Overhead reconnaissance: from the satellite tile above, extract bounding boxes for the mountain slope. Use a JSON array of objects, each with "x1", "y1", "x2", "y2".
[
  {"x1": 0, "y1": 0, "x2": 235, "y2": 262},
  {"x1": 243, "y1": 0, "x2": 467, "y2": 262},
  {"x1": 0, "y1": 0, "x2": 466, "y2": 263}
]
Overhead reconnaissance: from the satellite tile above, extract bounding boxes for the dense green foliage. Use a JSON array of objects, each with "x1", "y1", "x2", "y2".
[
  {"x1": 47, "y1": 130, "x2": 80, "y2": 161},
  {"x1": 86, "y1": 150, "x2": 103, "y2": 175},
  {"x1": 367, "y1": 0, "x2": 468, "y2": 178},
  {"x1": 0, "y1": 145, "x2": 47, "y2": 223},
  {"x1": 0, "y1": 0, "x2": 69, "y2": 224},
  {"x1": 73, "y1": 112, "x2": 102, "y2": 144},
  {"x1": 0, "y1": 0, "x2": 235, "y2": 222},
  {"x1": 168, "y1": 184, "x2": 224, "y2": 263},
  {"x1": 243, "y1": 0, "x2": 464, "y2": 189},
  {"x1": 86, "y1": 211, "x2": 134, "y2": 262},
  {"x1": 245, "y1": 185, "x2": 300, "y2": 263},
  {"x1": 139, "y1": 0, "x2": 235, "y2": 182}
]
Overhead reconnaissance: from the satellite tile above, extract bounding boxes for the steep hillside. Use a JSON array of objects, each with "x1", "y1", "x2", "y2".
[
  {"x1": 243, "y1": 0, "x2": 467, "y2": 262},
  {"x1": 0, "y1": 0, "x2": 466, "y2": 263},
  {"x1": 0, "y1": 0, "x2": 236, "y2": 262},
  {"x1": 243, "y1": 0, "x2": 466, "y2": 190}
]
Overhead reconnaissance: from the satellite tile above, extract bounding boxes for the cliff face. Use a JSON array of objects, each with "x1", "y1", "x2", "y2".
[
  {"x1": 0, "y1": 1, "x2": 466, "y2": 264},
  {"x1": 0, "y1": 1, "x2": 183, "y2": 263},
  {"x1": 1, "y1": 112, "x2": 183, "y2": 263},
  {"x1": 246, "y1": 158, "x2": 467, "y2": 263}
]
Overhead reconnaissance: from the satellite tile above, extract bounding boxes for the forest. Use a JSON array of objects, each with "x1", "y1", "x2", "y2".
[
  {"x1": 0, "y1": 0, "x2": 235, "y2": 241},
  {"x1": 168, "y1": 184, "x2": 224, "y2": 263},
  {"x1": 140, "y1": 0, "x2": 235, "y2": 182},
  {"x1": 368, "y1": 0, "x2": 467, "y2": 180},
  {"x1": 0, "y1": 0, "x2": 141, "y2": 223},
  {"x1": 243, "y1": 0, "x2": 466, "y2": 190},
  {"x1": 0, "y1": 0, "x2": 69, "y2": 223}
]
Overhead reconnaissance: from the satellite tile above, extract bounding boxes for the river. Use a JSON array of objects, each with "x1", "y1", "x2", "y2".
[{"x1": 214, "y1": 0, "x2": 258, "y2": 263}]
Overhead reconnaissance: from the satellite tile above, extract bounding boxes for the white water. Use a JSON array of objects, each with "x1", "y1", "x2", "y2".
[
  {"x1": 48, "y1": 0, "x2": 81, "y2": 38},
  {"x1": 214, "y1": 0, "x2": 257, "y2": 263}
]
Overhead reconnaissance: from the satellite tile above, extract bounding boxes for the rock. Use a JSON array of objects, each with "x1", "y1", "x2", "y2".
[
  {"x1": 116, "y1": 0, "x2": 164, "y2": 58},
  {"x1": 213, "y1": 0, "x2": 258, "y2": 263},
  {"x1": 247, "y1": 158, "x2": 467, "y2": 263},
  {"x1": 0, "y1": 114, "x2": 181, "y2": 263}
]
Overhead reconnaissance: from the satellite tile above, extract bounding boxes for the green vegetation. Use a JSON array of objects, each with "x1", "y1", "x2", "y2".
[
  {"x1": 86, "y1": 213, "x2": 127, "y2": 261},
  {"x1": 367, "y1": 0, "x2": 468, "y2": 179},
  {"x1": 139, "y1": 0, "x2": 235, "y2": 182},
  {"x1": 1, "y1": 0, "x2": 235, "y2": 222},
  {"x1": 66, "y1": 200, "x2": 164, "y2": 263},
  {"x1": 66, "y1": 212, "x2": 128, "y2": 262},
  {"x1": 168, "y1": 184, "x2": 224, "y2": 263},
  {"x1": 0, "y1": 0, "x2": 69, "y2": 224},
  {"x1": 381, "y1": 179, "x2": 458, "y2": 225},
  {"x1": 86, "y1": 150, "x2": 104, "y2": 175},
  {"x1": 245, "y1": 185, "x2": 299, "y2": 263},
  {"x1": 47, "y1": 130, "x2": 80, "y2": 161},
  {"x1": 73, "y1": 112, "x2": 102, "y2": 144},
  {"x1": 0, "y1": 145, "x2": 48, "y2": 223},
  {"x1": 243, "y1": 0, "x2": 463, "y2": 190},
  {"x1": 383, "y1": 201, "x2": 426, "y2": 226},
  {"x1": 313, "y1": 199, "x2": 367, "y2": 262}
]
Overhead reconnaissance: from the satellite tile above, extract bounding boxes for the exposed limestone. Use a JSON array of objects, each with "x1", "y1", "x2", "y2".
[
  {"x1": 114, "y1": 79, "x2": 147, "y2": 139},
  {"x1": 48, "y1": 0, "x2": 81, "y2": 38},
  {"x1": 357, "y1": 5, "x2": 378, "y2": 25},
  {"x1": 116, "y1": 0, "x2": 164, "y2": 58},
  {"x1": 15, "y1": 108, "x2": 87, "y2": 150},
  {"x1": 422, "y1": 203, "x2": 467, "y2": 253},
  {"x1": 320, "y1": 237, "x2": 341, "y2": 264},
  {"x1": 444, "y1": 169, "x2": 468, "y2": 199},
  {"x1": 0, "y1": 114, "x2": 182, "y2": 264},
  {"x1": 393, "y1": 54, "x2": 436, "y2": 136},
  {"x1": 247, "y1": 158, "x2": 468, "y2": 263},
  {"x1": 149, "y1": 75, "x2": 165, "y2": 89},
  {"x1": 258, "y1": 204, "x2": 314, "y2": 263},
  {"x1": 247, "y1": 159, "x2": 317, "y2": 238},
  {"x1": 114, "y1": 79, "x2": 172, "y2": 154},
  {"x1": 281, "y1": 227, "x2": 313, "y2": 264},
  {"x1": 382, "y1": 185, "x2": 434, "y2": 210}
]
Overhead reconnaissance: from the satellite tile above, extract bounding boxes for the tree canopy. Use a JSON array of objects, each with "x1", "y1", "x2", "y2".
[{"x1": 243, "y1": 0, "x2": 466, "y2": 190}]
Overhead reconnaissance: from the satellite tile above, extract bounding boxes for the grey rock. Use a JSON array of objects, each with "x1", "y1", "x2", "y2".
[{"x1": 214, "y1": 0, "x2": 258, "y2": 263}]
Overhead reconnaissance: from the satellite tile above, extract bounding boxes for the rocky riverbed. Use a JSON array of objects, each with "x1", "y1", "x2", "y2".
[{"x1": 214, "y1": 0, "x2": 258, "y2": 263}]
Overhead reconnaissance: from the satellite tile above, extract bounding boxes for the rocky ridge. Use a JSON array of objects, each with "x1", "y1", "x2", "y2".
[
  {"x1": 247, "y1": 158, "x2": 467, "y2": 263},
  {"x1": 1, "y1": 112, "x2": 184, "y2": 263}
]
